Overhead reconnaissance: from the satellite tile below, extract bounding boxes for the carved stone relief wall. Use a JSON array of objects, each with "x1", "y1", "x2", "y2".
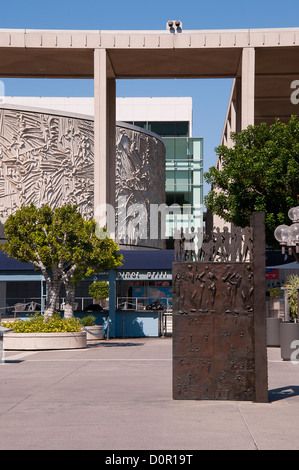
[
  {"x1": 0, "y1": 107, "x2": 94, "y2": 221},
  {"x1": 116, "y1": 125, "x2": 165, "y2": 249},
  {"x1": 0, "y1": 107, "x2": 165, "y2": 249}
]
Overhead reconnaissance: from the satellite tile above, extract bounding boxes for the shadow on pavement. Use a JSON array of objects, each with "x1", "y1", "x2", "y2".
[
  {"x1": 87, "y1": 341, "x2": 145, "y2": 348},
  {"x1": 269, "y1": 385, "x2": 299, "y2": 402}
]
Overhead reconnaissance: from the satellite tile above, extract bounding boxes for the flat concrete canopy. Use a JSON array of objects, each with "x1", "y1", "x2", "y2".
[
  {"x1": 0, "y1": 28, "x2": 299, "y2": 126},
  {"x1": 1, "y1": 27, "x2": 299, "y2": 213}
]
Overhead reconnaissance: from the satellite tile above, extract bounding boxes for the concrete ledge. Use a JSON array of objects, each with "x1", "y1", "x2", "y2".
[{"x1": 3, "y1": 331, "x2": 87, "y2": 350}]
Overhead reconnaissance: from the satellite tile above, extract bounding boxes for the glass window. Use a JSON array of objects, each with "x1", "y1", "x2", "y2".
[
  {"x1": 133, "y1": 121, "x2": 147, "y2": 129},
  {"x1": 166, "y1": 169, "x2": 175, "y2": 191},
  {"x1": 174, "y1": 139, "x2": 189, "y2": 160},
  {"x1": 176, "y1": 170, "x2": 190, "y2": 192},
  {"x1": 164, "y1": 139, "x2": 175, "y2": 160},
  {"x1": 149, "y1": 121, "x2": 189, "y2": 137}
]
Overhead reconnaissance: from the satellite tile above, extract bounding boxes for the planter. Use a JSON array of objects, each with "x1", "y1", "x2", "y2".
[
  {"x1": 280, "y1": 322, "x2": 299, "y2": 360},
  {"x1": 3, "y1": 331, "x2": 86, "y2": 350},
  {"x1": 267, "y1": 317, "x2": 282, "y2": 346},
  {"x1": 81, "y1": 325, "x2": 105, "y2": 341}
]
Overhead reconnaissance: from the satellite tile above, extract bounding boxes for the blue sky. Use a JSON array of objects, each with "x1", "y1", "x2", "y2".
[{"x1": 1, "y1": 0, "x2": 299, "y2": 197}]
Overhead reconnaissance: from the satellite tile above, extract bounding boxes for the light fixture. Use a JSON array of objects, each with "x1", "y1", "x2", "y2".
[
  {"x1": 274, "y1": 224, "x2": 290, "y2": 254},
  {"x1": 274, "y1": 206, "x2": 299, "y2": 256},
  {"x1": 289, "y1": 223, "x2": 299, "y2": 253},
  {"x1": 166, "y1": 20, "x2": 182, "y2": 33},
  {"x1": 288, "y1": 206, "x2": 299, "y2": 223}
]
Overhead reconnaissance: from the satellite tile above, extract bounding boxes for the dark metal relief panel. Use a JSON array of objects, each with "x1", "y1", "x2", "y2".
[
  {"x1": 172, "y1": 262, "x2": 255, "y2": 401},
  {"x1": 172, "y1": 215, "x2": 268, "y2": 403}
]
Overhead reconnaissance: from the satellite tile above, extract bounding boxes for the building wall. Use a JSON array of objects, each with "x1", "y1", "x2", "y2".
[
  {"x1": 3, "y1": 96, "x2": 193, "y2": 130},
  {"x1": 116, "y1": 97, "x2": 193, "y2": 133}
]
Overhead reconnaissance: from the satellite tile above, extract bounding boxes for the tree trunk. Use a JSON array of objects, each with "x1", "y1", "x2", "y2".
[
  {"x1": 44, "y1": 280, "x2": 61, "y2": 318},
  {"x1": 64, "y1": 282, "x2": 75, "y2": 319}
]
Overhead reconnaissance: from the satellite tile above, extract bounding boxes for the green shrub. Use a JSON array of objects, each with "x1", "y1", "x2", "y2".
[
  {"x1": 269, "y1": 287, "x2": 281, "y2": 298},
  {"x1": 80, "y1": 315, "x2": 96, "y2": 326},
  {"x1": 1, "y1": 313, "x2": 81, "y2": 333}
]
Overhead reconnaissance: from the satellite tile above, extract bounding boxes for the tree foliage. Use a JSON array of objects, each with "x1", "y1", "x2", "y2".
[
  {"x1": 88, "y1": 281, "x2": 109, "y2": 300},
  {"x1": 204, "y1": 116, "x2": 299, "y2": 247},
  {"x1": 1, "y1": 204, "x2": 123, "y2": 317}
]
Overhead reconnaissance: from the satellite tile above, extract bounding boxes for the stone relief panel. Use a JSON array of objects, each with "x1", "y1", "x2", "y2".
[
  {"x1": 0, "y1": 108, "x2": 94, "y2": 221},
  {"x1": 115, "y1": 126, "x2": 166, "y2": 249},
  {"x1": 0, "y1": 108, "x2": 166, "y2": 249}
]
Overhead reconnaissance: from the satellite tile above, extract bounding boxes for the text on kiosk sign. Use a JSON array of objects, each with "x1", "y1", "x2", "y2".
[{"x1": 117, "y1": 271, "x2": 171, "y2": 280}]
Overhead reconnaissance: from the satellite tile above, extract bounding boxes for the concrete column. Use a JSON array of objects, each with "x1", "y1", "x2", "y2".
[
  {"x1": 230, "y1": 99, "x2": 236, "y2": 135},
  {"x1": 241, "y1": 47, "x2": 255, "y2": 129},
  {"x1": 235, "y1": 78, "x2": 242, "y2": 134},
  {"x1": 94, "y1": 48, "x2": 107, "y2": 221},
  {"x1": 108, "y1": 270, "x2": 116, "y2": 338},
  {"x1": 107, "y1": 78, "x2": 116, "y2": 217},
  {"x1": 226, "y1": 116, "x2": 231, "y2": 147},
  {"x1": 226, "y1": 99, "x2": 237, "y2": 148},
  {"x1": 94, "y1": 50, "x2": 116, "y2": 231}
]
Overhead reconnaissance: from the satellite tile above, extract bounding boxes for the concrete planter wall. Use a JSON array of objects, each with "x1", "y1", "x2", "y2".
[
  {"x1": 3, "y1": 331, "x2": 86, "y2": 350},
  {"x1": 280, "y1": 322, "x2": 299, "y2": 361},
  {"x1": 83, "y1": 325, "x2": 105, "y2": 341},
  {"x1": 267, "y1": 317, "x2": 282, "y2": 346}
]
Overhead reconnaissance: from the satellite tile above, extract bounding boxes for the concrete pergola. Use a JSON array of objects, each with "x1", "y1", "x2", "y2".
[{"x1": 0, "y1": 27, "x2": 299, "y2": 218}]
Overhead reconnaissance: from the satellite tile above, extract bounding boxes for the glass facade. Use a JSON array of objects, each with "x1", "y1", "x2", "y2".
[
  {"x1": 124, "y1": 120, "x2": 204, "y2": 247},
  {"x1": 164, "y1": 137, "x2": 203, "y2": 243}
]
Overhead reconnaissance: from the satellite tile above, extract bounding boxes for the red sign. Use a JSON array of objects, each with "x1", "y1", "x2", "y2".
[{"x1": 266, "y1": 269, "x2": 279, "y2": 280}]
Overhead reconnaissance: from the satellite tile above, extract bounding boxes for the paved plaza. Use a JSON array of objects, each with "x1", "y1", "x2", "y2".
[{"x1": 0, "y1": 337, "x2": 298, "y2": 451}]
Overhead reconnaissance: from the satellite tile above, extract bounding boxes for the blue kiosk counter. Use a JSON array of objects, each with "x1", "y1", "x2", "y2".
[{"x1": 92, "y1": 250, "x2": 174, "y2": 338}]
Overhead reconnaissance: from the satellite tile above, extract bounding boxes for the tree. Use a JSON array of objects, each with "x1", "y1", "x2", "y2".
[
  {"x1": 1, "y1": 204, "x2": 123, "y2": 318},
  {"x1": 204, "y1": 116, "x2": 299, "y2": 247}
]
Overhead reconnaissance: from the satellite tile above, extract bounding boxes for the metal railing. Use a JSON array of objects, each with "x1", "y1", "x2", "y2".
[
  {"x1": 0, "y1": 297, "x2": 44, "y2": 320},
  {"x1": 1, "y1": 296, "x2": 94, "y2": 319},
  {"x1": 116, "y1": 296, "x2": 172, "y2": 311}
]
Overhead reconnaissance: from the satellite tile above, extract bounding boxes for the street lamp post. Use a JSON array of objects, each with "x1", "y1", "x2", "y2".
[
  {"x1": 274, "y1": 206, "x2": 299, "y2": 323},
  {"x1": 274, "y1": 207, "x2": 299, "y2": 361}
]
